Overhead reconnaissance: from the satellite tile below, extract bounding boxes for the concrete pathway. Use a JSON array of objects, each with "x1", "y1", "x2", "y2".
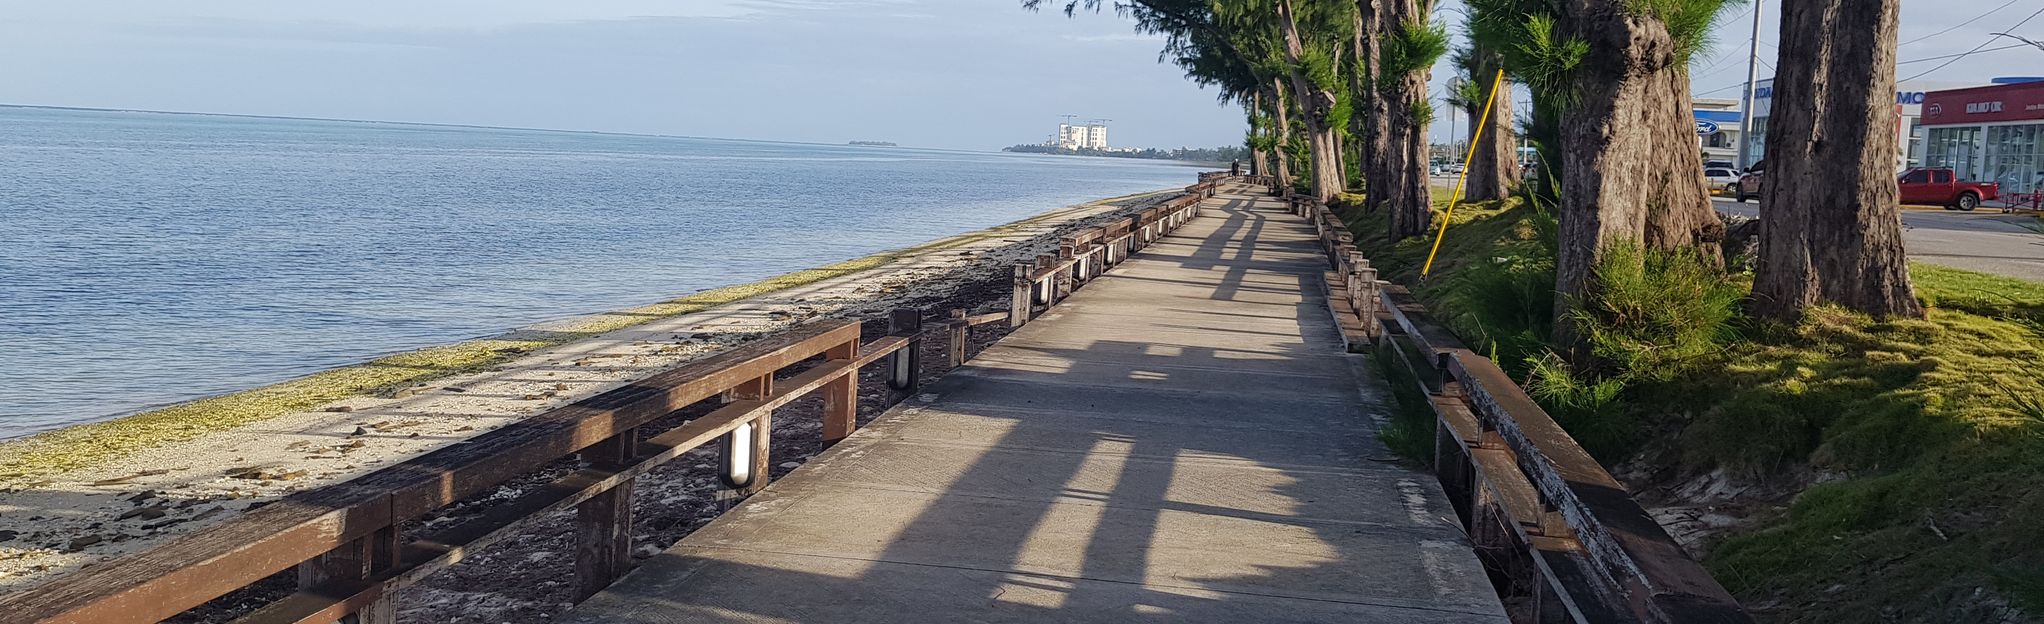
[{"x1": 562, "y1": 185, "x2": 1509, "y2": 623}]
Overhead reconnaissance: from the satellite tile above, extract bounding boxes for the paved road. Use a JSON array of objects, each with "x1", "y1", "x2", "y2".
[
  {"x1": 561, "y1": 185, "x2": 1508, "y2": 623},
  {"x1": 1713, "y1": 197, "x2": 2044, "y2": 282},
  {"x1": 1428, "y1": 174, "x2": 2044, "y2": 282}
]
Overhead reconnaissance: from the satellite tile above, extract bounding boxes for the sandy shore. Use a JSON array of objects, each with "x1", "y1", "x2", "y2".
[{"x1": 0, "y1": 188, "x2": 1181, "y2": 600}]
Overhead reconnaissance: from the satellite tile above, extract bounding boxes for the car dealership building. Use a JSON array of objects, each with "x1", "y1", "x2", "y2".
[
  {"x1": 1920, "y1": 79, "x2": 2044, "y2": 196},
  {"x1": 1741, "y1": 79, "x2": 1966, "y2": 171}
]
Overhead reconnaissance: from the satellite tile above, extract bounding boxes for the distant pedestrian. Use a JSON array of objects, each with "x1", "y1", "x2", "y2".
[{"x1": 1230, "y1": 160, "x2": 1241, "y2": 176}]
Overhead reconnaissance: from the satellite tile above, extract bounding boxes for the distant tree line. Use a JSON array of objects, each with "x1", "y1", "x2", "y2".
[{"x1": 1002, "y1": 144, "x2": 1252, "y2": 162}]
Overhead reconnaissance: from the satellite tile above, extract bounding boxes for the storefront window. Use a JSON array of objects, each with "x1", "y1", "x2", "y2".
[
  {"x1": 1985, "y1": 124, "x2": 2044, "y2": 195},
  {"x1": 1925, "y1": 126, "x2": 1982, "y2": 181}
]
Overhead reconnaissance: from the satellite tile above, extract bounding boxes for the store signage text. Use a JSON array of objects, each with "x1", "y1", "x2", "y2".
[
  {"x1": 1753, "y1": 86, "x2": 1925, "y2": 105},
  {"x1": 1923, "y1": 85, "x2": 2044, "y2": 124}
]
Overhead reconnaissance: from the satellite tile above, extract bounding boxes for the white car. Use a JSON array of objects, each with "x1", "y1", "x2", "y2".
[{"x1": 1705, "y1": 167, "x2": 1741, "y2": 193}]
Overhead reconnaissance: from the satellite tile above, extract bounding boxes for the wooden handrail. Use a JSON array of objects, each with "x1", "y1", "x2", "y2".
[
  {"x1": 1, "y1": 174, "x2": 1235, "y2": 624},
  {"x1": 1, "y1": 312, "x2": 957, "y2": 624},
  {"x1": 1285, "y1": 187, "x2": 1752, "y2": 624},
  {"x1": 1005, "y1": 181, "x2": 1221, "y2": 328}
]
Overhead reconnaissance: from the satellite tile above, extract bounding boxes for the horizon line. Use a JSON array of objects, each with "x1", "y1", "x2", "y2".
[{"x1": 0, "y1": 102, "x2": 988, "y2": 153}]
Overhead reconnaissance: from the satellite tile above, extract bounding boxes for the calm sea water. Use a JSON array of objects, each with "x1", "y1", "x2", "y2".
[{"x1": 0, "y1": 106, "x2": 1206, "y2": 438}]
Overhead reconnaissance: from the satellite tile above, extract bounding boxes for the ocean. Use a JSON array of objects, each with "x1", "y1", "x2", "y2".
[{"x1": 0, "y1": 106, "x2": 1207, "y2": 438}]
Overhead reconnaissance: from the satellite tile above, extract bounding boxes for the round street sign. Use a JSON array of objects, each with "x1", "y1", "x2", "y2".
[{"x1": 1696, "y1": 120, "x2": 1720, "y2": 136}]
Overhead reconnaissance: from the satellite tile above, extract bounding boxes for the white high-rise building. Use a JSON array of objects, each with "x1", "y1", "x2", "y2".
[
  {"x1": 1054, "y1": 122, "x2": 1111, "y2": 150},
  {"x1": 1084, "y1": 124, "x2": 1108, "y2": 150}
]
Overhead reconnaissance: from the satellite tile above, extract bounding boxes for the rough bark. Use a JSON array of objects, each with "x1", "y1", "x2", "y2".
[
  {"x1": 1752, "y1": 0, "x2": 1921, "y2": 319},
  {"x1": 1461, "y1": 50, "x2": 1520, "y2": 202},
  {"x1": 1276, "y1": 0, "x2": 1344, "y2": 203},
  {"x1": 1355, "y1": 0, "x2": 1390, "y2": 213},
  {"x1": 1553, "y1": 0, "x2": 1725, "y2": 343},
  {"x1": 1251, "y1": 91, "x2": 1272, "y2": 178},
  {"x1": 1384, "y1": 0, "x2": 1434, "y2": 240},
  {"x1": 1268, "y1": 82, "x2": 1294, "y2": 191}
]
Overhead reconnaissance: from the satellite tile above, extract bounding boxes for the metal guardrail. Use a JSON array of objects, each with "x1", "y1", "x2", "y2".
[
  {"x1": 1287, "y1": 192, "x2": 1752, "y2": 624},
  {"x1": 0, "y1": 179, "x2": 1227, "y2": 624},
  {"x1": 1008, "y1": 179, "x2": 1215, "y2": 327}
]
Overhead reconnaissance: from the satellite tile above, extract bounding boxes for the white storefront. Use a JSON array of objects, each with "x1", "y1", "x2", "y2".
[{"x1": 1741, "y1": 79, "x2": 1966, "y2": 170}]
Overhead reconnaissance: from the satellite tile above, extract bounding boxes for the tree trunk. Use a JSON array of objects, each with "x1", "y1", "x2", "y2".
[
  {"x1": 1277, "y1": 0, "x2": 1343, "y2": 203},
  {"x1": 1385, "y1": 0, "x2": 1434, "y2": 240},
  {"x1": 1250, "y1": 91, "x2": 1272, "y2": 178},
  {"x1": 1268, "y1": 82, "x2": 1294, "y2": 192},
  {"x1": 1752, "y1": 0, "x2": 1921, "y2": 320},
  {"x1": 1553, "y1": 0, "x2": 1725, "y2": 343},
  {"x1": 1461, "y1": 51, "x2": 1520, "y2": 202},
  {"x1": 1355, "y1": 0, "x2": 1389, "y2": 213}
]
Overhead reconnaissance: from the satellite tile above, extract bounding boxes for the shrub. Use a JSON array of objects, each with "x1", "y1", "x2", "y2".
[{"x1": 1568, "y1": 243, "x2": 1744, "y2": 381}]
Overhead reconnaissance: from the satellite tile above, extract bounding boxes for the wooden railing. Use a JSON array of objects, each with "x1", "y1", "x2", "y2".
[
  {"x1": 1287, "y1": 191, "x2": 1752, "y2": 624},
  {"x1": 1008, "y1": 179, "x2": 1214, "y2": 327},
  {"x1": 1, "y1": 181, "x2": 1227, "y2": 624}
]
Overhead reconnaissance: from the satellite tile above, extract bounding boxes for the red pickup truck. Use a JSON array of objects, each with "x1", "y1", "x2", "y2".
[
  {"x1": 1899, "y1": 167, "x2": 1999, "y2": 211},
  {"x1": 1735, "y1": 165, "x2": 1998, "y2": 211}
]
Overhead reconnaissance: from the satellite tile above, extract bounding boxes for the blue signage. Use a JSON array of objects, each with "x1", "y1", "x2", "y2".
[
  {"x1": 1696, "y1": 120, "x2": 1720, "y2": 136},
  {"x1": 1756, "y1": 85, "x2": 1925, "y2": 106}
]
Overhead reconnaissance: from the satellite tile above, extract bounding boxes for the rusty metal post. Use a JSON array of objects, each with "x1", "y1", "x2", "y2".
[
  {"x1": 947, "y1": 309, "x2": 968, "y2": 367},
  {"x1": 888, "y1": 308, "x2": 922, "y2": 392},
  {"x1": 575, "y1": 427, "x2": 639, "y2": 600},
  {"x1": 821, "y1": 339, "x2": 859, "y2": 445},
  {"x1": 1009, "y1": 264, "x2": 1031, "y2": 328}
]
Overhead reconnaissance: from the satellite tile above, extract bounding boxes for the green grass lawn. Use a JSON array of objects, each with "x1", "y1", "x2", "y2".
[{"x1": 1339, "y1": 197, "x2": 2044, "y2": 621}]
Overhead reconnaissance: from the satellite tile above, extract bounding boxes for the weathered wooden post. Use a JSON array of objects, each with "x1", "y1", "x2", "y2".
[
  {"x1": 1010, "y1": 264, "x2": 1032, "y2": 328},
  {"x1": 1034, "y1": 256, "x2": 1055, "y2": 306},
  {"x1": 821, "y1": 337, "x2": 859, "y2": 445},
  {"x1": 1055, "y1": 250, "x2": 1075, "y2": 303},
  {"x1": 720, "y1": 375, "x2": 772, "y2": 493},
  {"x1": 888, "y1": 308, "x2": 921, "y2": 392},
  {"x1": 947, "y1": 309, "x2": 969, "y2": 367},
  {"x1": 299, "y1": 526, "x2": 400, "y2": 623},
  {"x1": 576, "y1": 426, "x2": 639, "y2": 600},
  {"x1": 1061, "y1": 241, "x2": 1083, "y2": 285}
]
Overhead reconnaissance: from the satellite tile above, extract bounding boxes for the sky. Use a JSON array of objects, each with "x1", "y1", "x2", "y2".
[
  {"x1": 0, "y1": 1, "x2": 1246, "y2": 151},
  {"x1": 3, "y1": 1, "x2": 2040, "y2": 150},
  {"x1": 1426, "y1": 0, "x2": 2044, "y2": 142}
]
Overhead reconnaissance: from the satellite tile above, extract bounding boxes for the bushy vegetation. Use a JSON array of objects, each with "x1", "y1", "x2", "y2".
[{"x1": 1341, "y1": 196, "x2": 2044, "y2": 620}]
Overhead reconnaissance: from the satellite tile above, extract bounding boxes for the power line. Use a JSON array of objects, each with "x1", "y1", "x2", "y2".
[
  {"x1": 1901, "y1": 0, "x2": 2020, "y2": 47},
  {"x1": 1897, "y1": 42, "x2": 2032, "y2": 64},
  {"x1": 1902, "y1": 6, "x2": 2044, "y2": 81}
]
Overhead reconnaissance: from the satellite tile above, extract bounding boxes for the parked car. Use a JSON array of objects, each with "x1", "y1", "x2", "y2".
[
  {"x1": 1704, "y1": 160, "x2": 1736, "y2": 171},
  {"x1": 1734, "y1": 161, "x2": 1765, "y2": 202},
  {"x1": 1704, "y1": 167, "x2": 1740, "y2": 193},
  {"x1": 1899, "y1": 167, "x2": 1999, "y2": 211}
]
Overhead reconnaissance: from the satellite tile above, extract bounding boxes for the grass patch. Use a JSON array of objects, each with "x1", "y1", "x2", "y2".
[
  {"x1": 0, "y1": 195, "x2": 1153, "y2": 488},
  {"x1": 1341, "y1": 193, "x2": 2044, "y2": 619},
  {"x1": 1372, "y1": 339, "x2": 1442, "y2": 463}
]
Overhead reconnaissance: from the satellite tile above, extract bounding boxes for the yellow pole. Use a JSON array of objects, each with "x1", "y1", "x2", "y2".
[{"x1": 1421, "y1": 68, "x2": 1506, "y2": 279}]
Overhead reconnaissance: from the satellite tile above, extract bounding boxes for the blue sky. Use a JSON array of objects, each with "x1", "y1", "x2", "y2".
[
  {"x1": 3, "y1": 1, "x2": 2039, "y2": 149},
  {"x1": 0, "y1": 1, "x2": 1246, "y2": 151}
]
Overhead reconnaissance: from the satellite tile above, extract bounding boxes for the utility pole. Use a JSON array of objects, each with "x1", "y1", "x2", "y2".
[
  {"x1": 1446, "y1": 97, "x2": 1457, "y2": 164},
  {"x1": 1735, "y1": 0, "x2": 1764, "y2": 169}
]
